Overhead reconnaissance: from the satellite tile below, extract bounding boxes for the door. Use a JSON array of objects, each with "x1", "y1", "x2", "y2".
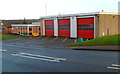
[
  {"x1": 77, "y1": 17, "x2": 94, "y2": 39},
  {"x1": 45, "y1": 20, "x2": 54, "y2": 36},
  {"x1": 29, "y1": 26, "x2": 33, "y2": 35},
  {"x1": 58, "y1": 19, "x2": 70, "y2": 37}
]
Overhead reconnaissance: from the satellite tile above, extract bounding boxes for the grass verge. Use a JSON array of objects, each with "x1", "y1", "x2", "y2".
[
  {"x1": 0, "y1": 34, "x2": 26, "y2": 40},
  {"x1": 67, "y1": 34, "x2": 120, "y2": 46},
  {"x1": 0, "y1": 34, "x2": 8, "y2": 37}
]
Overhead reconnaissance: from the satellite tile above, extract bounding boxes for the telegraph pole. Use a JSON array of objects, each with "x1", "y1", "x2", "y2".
[{"x1": 45, "y1": 0, "x2": 47, "y2": 16}]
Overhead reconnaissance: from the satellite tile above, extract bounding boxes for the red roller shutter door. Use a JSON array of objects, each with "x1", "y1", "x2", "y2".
[
  {"x1": 58, "y1": 19, "x2": 70, "y2": 37},
  {"x1": 45, "y1": 20, "x2": 54, "y2": 36},
  {"x1": 77, "y1": 17, "x2": 94, "y2": 39}
]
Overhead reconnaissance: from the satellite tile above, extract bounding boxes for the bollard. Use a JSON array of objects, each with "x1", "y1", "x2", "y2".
[{"x1": 77, "y1": 38, "x2": 84, "y2": 42}]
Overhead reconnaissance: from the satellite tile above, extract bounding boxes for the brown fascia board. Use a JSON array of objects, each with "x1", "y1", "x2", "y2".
[
  {"x1": 1, "y1": 19, "x2": 40, "y2": 27},
  {"x1": 40, "y1": 12, "x2": 118, "y2": 19}
]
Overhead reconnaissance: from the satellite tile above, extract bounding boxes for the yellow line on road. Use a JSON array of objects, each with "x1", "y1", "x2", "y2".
[
  {"x1": 74, "y1": 39, "x2": 77, "y2": 43},
  {"x1": 40, "y1": 35, "x2": 43, "y2": 37},
  {"x1": 42, "y1": 36, "x2": 50, "y2": 40},
  {"x1": 35, "y1": 36, "x2": 43, "y2": 39},
  {"x1": 29, "y1": 37, "x2": 33, "y2": 38},
  {"x1": 36, "y1": 37, "x2": 40, "y2": 39},
  {"x1": 62, "y1": 37, "x2": 68, "y2": 42},
  {"x1": 54, "y1": 37, "x2": 58, "y2": 40}
]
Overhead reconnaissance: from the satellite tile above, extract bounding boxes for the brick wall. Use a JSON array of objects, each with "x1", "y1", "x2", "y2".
[
  {"x1": 11, "y1": 26, "x2": 19, "y2": 34},
  {"x1": 98, "y1": 14, "x2": 119, "y2": 37},
  {"x1": 32, "y1": 26, "x2": 39, "y2": 33},
  {"x1": 0, "y1": 28, "x2": 12, "y2": 34}
]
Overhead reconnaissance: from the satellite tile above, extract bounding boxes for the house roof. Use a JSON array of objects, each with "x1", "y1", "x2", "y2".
[{"x1": 1, "y1": 19, "x2": 39, "y2": 27}]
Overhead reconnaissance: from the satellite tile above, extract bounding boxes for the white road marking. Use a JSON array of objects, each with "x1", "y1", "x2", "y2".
[
  {"x1": 12, "y1": 54, "x2": 60, "y2": 62},
  {"x1": 28, "y1": 45, "x2": 33, "y2": 46},
  {"x1": 107, "y1": 64, "x2": 120, "y2": 70},
  {"x1": 20, "y1": 53, "x2": 66, "y2": 61},
  {"x1": 107, "y1": 66, "x2": 120, "y2": 70},
  {"x1": 112, "y1": 64, "x2": 120, "y2": 67},
  {"x1": 0, "y1": 49, "x2": 7, "y2": 52},
  {"x1": 11, "y1": 53, "x2": 66, "y2": 62}
]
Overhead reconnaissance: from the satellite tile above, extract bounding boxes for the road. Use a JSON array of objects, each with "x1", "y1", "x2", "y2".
[{"x1": 1, "y1": 43, "x2": 119, "y2": 72}]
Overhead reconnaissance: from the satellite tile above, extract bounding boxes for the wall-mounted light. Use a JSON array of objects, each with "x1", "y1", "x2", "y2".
[
  {"x1": 103, "y1": 32, "x2": 105, "y2": 36},
  {"x1": 12, "y1": 28, "x2": 14, "y2": 30},
  {"x1": 1, "y1": 23, "x2": 3, "y2": 25}
]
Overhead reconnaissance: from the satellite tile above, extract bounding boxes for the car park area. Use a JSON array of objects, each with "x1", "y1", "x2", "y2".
[{"x1": 2, "y1": 36, "x2": 75, "y2": 48}]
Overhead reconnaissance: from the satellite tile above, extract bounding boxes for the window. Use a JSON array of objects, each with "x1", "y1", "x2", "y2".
[
  {"x1": 59, "y1": 28, "x2": 70, "y2": 30},
  {"x1": 46, "y1": 25, "x2": 54, "y2": 30},
  {"x1": 78, "y1": 24, "x2": 94, "y2": 27},
  {"x1": 78, "y1": 28, "x2": 94, "y2": 31},
  {"x1": 39, "y1": 27, "x2": 41, "y2": 30},
  {"x1": 22, "y1": 26, "x2": 27, "y2": 31},
  {"x1": 89, "y1": 28, "x2": 94, "y2": 31},
  {"x1": 90, "y1": 24, "x2": 94, "y2": 27},
  {"x1": 18, "y1": 27, "x2": 20, "y2": 30},
  {"x1": 29, "y1": 27, "x2": 32, "y2": 31}
]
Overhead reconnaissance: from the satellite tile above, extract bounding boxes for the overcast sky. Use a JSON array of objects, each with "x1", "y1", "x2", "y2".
[{"x1": 0, "y1": 0, "x2": 119, "y2": 20}]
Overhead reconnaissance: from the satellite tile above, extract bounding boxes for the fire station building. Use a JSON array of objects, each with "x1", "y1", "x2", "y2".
[{"x1": 40, "y1": 12, "x2": 119, "y2": 39}]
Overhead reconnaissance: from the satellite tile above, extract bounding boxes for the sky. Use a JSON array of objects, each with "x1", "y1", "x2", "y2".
[{"x1": 0, "y1": 0, "x2": 119, "y2": 20}]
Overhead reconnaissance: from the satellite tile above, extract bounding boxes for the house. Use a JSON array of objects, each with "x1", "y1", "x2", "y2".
[{"x1": 0, "y1": 19, "x2": 39, "y2": 34}]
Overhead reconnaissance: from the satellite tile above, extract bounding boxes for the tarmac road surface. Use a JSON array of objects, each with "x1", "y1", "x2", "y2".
[{"x1": 1, "y1": 43, "x2": 119, "y2": 72}]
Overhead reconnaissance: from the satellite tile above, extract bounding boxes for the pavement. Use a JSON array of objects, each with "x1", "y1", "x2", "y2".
[{"x1": 67, "y1": 45, "x2": 119, "y2": 51}]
